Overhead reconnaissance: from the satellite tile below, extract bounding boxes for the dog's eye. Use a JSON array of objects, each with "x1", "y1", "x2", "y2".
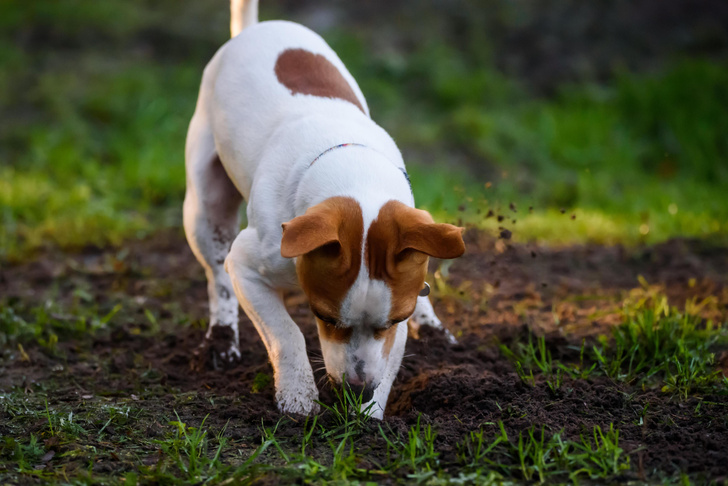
[{"x1": 313, "y1": 310, "x2": 338, "y2": 326}]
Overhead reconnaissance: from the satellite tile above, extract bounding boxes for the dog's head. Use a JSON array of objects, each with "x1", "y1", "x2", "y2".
[{"x1": 281, "y1": 196, "x2": 464, "y2": 400}]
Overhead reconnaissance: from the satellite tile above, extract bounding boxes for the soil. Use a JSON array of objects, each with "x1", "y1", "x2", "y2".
[{"x1": 2, "y1": 230, "x2": 728, "y2": 480}]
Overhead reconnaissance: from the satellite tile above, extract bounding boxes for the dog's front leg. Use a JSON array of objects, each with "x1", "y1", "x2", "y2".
[{"x1": 226, "y1": 230, "x2": 319, "y2": 415}]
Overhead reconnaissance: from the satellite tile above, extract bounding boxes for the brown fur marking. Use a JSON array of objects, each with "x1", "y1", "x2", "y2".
[
  {"x1": 317, "y1": 319, "x2": 354, "y2": 344},
  {"x1": 275, "y1": 48, "x2": 365, "y2": 113},
  {"x1": 281, "y1": 196, "x2": 364, "y2": 322},
  {"x1": 367, "y1": 201, "x2": 465, "y2": 321}
]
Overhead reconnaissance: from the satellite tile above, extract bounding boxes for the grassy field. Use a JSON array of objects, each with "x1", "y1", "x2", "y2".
[
  {"x1": 2, "y1": 0, "x2": 728, "y2": 261},
  {"x1": 2, "y1": 0, "x2": 728, "y2": 484}
]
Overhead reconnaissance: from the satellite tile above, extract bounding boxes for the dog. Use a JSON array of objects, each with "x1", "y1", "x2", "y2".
[{"x1": 183, "y1": 0, "x2": 465, "y2": 418}]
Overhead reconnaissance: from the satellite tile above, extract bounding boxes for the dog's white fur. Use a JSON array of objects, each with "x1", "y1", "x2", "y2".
[{"x1": 184, "y1": 0, "x2": 454, "y2": 418}]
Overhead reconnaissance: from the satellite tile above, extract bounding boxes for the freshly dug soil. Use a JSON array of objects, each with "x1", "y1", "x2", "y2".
[{"x1": 1, "y1": 229, "x2": 727, "y2": 479}]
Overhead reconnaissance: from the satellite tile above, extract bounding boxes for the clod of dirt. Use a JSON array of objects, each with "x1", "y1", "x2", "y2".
[
  {"x1": 560, "y1": 208, "x2": 566, "y2": 214},
  {"x1": 485, "y1": 210, "x2": 494, "y2": 218},
  {"x1": 499, "y1": 229, "x2": 512, "y2": 240},
  {"x1": 509, "y1": 202, "x2": 517, "y2": 212},
  {"x1": 497, "y1": 215, "x2": 505, "y2": 222},
  {"x1": 458, "y1": 205, "x2": 466, "y2": 212},
  {"x1": 571, "y1": 214, "x2": 576, "y2": 220}
]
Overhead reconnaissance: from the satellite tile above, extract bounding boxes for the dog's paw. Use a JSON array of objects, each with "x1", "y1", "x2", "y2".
[
  {"x1": 190, "y1": 327, "x2": 241, "y2": 372},
  {"x1": 411, "y1": 297, "x2": 458, "y2": 344},
  {"x1": 276, "y1": 378, "x2": 320, "y2": 416}
]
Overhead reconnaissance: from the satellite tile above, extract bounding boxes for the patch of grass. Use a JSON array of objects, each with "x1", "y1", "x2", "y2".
[
  {"x1": 0, "y1": 300, "x2": 120, "y2": 356},
  {"x1": 316, "y1": 379, "x2": 376, "y2": 440},
  {"x1": 457, "y1": 422, "x2": 630, "y2": 483},
  {"x1": 593, "y1": 294, "x2": 727, "y2": 396},
  {"x1": 501, "y1": 334, "x2": 592, "y2": 392},
  {"x1": 250, "y1": 372, "x2": 272, "y2": 394},
  {"x1": 379, "y1": 415, "x2": 440, "y2": 481},
  {"x1": 500, "y1": 291, "x2": 727, "y2": 398},
  {"x1": 2, "y1": 435, "x2": 46, "y2": 477},
  {"x1": 156, "y1": 413, "x2": 228, "y2": 483},
  {"x1": 253, "y1": 416, "x2": 377, "y2": 484}
]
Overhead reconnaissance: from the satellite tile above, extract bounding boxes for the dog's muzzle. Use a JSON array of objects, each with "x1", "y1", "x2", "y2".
[
  {"x1": 328, "y1": 374, "x2": 376, "y2": 403},
  {"x1": 346, "y1": 382, "x2": 375, "y2": 403}
]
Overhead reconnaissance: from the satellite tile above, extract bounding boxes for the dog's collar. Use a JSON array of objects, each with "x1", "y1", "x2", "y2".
[
  {"x1": 309, "y1": 143, "x2": 367, "y2": 167},
  {"x1": 308, "y1": 142, "x2": 413, "y2": 192}
]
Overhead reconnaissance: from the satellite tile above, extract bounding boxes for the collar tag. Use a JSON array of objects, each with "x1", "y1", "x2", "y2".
[{"x1": 419, "y1": 282, "x2": 430, "y2": 297}]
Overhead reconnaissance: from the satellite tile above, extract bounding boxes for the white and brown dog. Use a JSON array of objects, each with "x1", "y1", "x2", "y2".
[{"x1": 183, "y1": 0, "x2": 465, "y2": 418}]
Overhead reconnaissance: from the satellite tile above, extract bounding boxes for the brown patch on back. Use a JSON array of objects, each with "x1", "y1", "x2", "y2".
[
  {"x1": 367, "y1": 201, "x2": 466, "y2": 321},
  {"x1": 281, "y1": 197, "x2": 364, "y2": 320},
  {"x1": 275, "y1": 48, "x2": 365, "y2": 114}
]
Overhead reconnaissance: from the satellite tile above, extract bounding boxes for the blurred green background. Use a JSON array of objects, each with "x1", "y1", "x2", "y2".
[{"x1": 1, "y1": 0, "x2": 727, "y2": 261}]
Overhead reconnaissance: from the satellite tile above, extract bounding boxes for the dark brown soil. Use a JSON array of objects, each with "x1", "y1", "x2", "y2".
[{"x1": 2, "y1": 229, "x2": 728, "y2": 480}]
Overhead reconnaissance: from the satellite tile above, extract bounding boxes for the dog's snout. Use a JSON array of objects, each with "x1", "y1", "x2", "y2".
[
  {"x1": 346, "y1": 381, "x2": 375, "y2": 403},
  {"x1": 354, "y1": 359, "x2": 366, "y2": 382}
]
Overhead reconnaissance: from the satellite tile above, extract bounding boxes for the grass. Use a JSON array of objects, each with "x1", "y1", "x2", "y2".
[
  {"x1": 0, "y1": 299, "x2": 123, "y2": 357},
  {"x1": 1, "y1": 287, "x2": 726, "y2": 484},
  {"x1": 500, "y1": 289, "x2": 728, "y2": 399},
  {"x1": 594, "y1": 294, "x2": 727, "y2": 397},
  {"x1": 157, "y1": 413, "x2": 229, "y2": 482},
  {"x1": 316, "y1": 380, "x2": 377, "y2": 440},
  {"x1": 1, "y1": 1, "x2": 728, "y2": 260}
]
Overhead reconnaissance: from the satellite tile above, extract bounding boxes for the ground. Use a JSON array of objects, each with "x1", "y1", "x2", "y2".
[
  {"x1": 2, "y1": 0, "x2": 728, "y2": 483},
  {"x1": 1, "y1": 230, "x2": 727, "y2": 484}
]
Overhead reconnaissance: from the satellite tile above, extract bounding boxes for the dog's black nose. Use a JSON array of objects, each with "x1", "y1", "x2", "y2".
[{"x1": 345, "y1": 382, "x2": 375, "y2": 403}]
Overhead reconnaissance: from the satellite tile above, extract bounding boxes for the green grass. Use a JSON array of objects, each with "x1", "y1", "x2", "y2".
[
  {"x1": 500, "y1": 291, "x2": 728, "y2": 399},
  {"x1": 1, "y1": 1, "x2": 728, "y2": 260},
  {"x1": 1, "y1": 292, "x2": 725, "y2": 484},
  {"x1": 457, "y1": 422, "x2": 630, "y2": 483},
  {"x1": 594, "y1": 294, "x2": 727, "y2": 397},
  {"x1": 0, "y1": 300, "x2": 121, "y2": 356}
]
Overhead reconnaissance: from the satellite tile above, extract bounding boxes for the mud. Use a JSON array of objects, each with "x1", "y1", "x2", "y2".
[{"x1": 1, "y1": 230, "x2": 728, "y2": 479}]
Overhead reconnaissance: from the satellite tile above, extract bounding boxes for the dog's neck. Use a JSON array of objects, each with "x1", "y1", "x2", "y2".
[{"x1": 291, "y1": 144, "x2": 414, "y2": 227}]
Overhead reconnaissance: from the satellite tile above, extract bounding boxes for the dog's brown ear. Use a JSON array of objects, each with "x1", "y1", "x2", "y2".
[
  {"x1": 399, "y1": 220, "x2": 465, "y2": 259},
  {"x1": 281, "y1": 215, "x2": 339, "y2": 258},
  {"x1": 373, "y1": 201, "x2": 465, "y2": 259},
  {"x1": 280, "y1": 197, "x2": 363, "y2": 258}
]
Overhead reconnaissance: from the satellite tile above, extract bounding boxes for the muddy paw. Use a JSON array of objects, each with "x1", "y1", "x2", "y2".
[
  {"x1": 190, "y1": 326, "x2": 241, "y2": 371},
  {"x1": 410, "y1": 312, "x2": 457, "y2": 344},
  {"x1": 276, "y1": 380, "x2": 320, "y2": 416}
]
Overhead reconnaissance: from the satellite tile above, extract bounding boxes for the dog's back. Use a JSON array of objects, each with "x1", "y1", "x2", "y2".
[{"x1": 198, "y1": 15, "x2": 375, "y2": 200}]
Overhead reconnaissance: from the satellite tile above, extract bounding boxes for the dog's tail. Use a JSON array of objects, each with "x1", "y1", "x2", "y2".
[{"x1": 230, "y1": 0, "x2": 259, "y2": 37}]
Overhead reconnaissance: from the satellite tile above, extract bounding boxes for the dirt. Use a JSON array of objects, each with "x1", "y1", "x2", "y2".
[{"x1": 2, "y1": 229, "x2": 728, "y2": 480}]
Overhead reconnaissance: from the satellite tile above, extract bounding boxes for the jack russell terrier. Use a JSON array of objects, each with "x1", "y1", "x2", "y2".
[{"x1": 183, "y1": 0, "x2": 465, "y2": 418}]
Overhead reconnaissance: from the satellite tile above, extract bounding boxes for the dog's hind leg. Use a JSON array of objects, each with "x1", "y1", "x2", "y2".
[
  {"x1": 184, "y1": 109, "x2": 243, "y2": 368},
  {"x1": 410, "y1": 296, "x2": 457, "y2": 344}
]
